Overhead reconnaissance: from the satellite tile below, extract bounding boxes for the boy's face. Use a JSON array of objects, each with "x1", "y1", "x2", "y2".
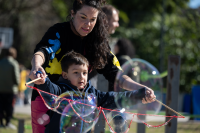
[{"x1": 62, "y1": 64, "x2": 88, "y2": 89}]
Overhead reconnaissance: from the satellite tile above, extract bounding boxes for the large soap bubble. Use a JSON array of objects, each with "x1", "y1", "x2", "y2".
[
  {"x1": 37, "y1": 90, "x2": 100, "y2": 133},
  {"x1": 58, "y1": 91, "x2": 100, "y2": 133},
  {"x1": 114, "y1": 58, "x2": 163, "y2": 123}
]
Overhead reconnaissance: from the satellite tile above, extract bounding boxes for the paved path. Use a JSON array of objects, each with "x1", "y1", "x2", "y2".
[{"x1": 14, "y1": 104, "x2": 31, "y2": 115}]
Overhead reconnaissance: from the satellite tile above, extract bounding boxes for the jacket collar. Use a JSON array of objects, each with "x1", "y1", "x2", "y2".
[{"x1": 57, "y1": 76, "x2": 91, "y2": 92}]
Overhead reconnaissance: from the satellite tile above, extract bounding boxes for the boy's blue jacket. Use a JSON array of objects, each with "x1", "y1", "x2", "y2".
[{"x1": 36, "y1": 76, "x2": 146, "y2": 133}]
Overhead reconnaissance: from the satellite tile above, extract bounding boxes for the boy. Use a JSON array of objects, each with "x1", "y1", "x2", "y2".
[{"x1": 34, "y1": 51, "x2": 156, "y2": 133}]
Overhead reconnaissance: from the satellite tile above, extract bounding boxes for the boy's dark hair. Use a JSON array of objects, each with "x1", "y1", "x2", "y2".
[{"x1": 61, "y1": 51, "x2": 89, "y2": 72}]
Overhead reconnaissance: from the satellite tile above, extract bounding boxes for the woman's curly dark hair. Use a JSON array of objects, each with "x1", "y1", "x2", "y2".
[{"x1": 72, "y1": 0, "x2": 110, "y2": 69}]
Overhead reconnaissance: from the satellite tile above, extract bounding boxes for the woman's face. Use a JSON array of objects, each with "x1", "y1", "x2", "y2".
[{"x1": 72, "y1": 5, "x2": 99, "y2": 36}]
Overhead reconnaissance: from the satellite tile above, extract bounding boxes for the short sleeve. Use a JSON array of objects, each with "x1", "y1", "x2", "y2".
[
  {"x1": 96, "y1": 51, "x2": 122, "y2": 84},
  {"x1": 34, "y1": 23, "x2": 63, "y2": 65}
]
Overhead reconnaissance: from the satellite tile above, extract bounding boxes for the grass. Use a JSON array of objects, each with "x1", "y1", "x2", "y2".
[
  {"x1": 105, "y1": 121, "x2": 200, "y2": 133},
  {"x1": 147, "y1": 121, "x2": 200, "y2": 133},
  {"x1": 0, "y1": 113, "x2": 32, "y2": 133},
  {"x1": 0, "y1": 113, "x2": 200, "y2": 133}
]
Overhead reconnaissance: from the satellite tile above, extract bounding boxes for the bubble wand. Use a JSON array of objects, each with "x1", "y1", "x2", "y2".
[
  {"x1": 25, "y1": 75, "x2": 48, "y2": 85},
  {"x1": 153, "y1": 98, "x2": 184, "y2": 117}
]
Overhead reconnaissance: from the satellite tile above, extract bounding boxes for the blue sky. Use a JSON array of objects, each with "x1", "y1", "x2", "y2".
[{"x1": 189, "y1": 0, "x2": 200, "y2": 9}]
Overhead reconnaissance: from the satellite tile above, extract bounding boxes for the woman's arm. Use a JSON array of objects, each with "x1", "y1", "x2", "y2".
[
  {"x1": 29, "y1": 52, "x2": 46, "y2": 85},
  {"x1": 119, "y1": 75, "x2": 147, "y2": 91},
  {"x1": 119, "y1": 75, "x2": 155, "y2": 100},
  {"x1": 29, "y1": 23, "x2": 66, "y2": 84},
  {"x1": 97, "y1": 52, "x2": 154, "y2": 95}
]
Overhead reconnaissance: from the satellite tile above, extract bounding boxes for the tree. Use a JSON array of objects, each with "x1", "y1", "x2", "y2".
[
  {"x1": 0, "y1": 0, "x2": 61, "y2": 67},
  {"x1": 109, "y1": 0, "x2": 200, "y2": 93}
]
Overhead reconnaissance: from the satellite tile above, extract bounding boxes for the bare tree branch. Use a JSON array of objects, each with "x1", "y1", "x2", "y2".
[
  {"x1": 0, "y1": 0, "x2": 47, "y2": 14},
  {"x1": 18, "y1": 0, "x2": 47, "y2": 12}
]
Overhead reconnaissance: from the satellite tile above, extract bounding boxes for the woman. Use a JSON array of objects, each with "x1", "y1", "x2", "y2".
[{"x1": 29, "y1": 0, "x2": 155, "y2": 132}]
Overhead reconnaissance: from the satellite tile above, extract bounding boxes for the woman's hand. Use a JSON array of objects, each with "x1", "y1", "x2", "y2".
[
  {"x1": 142, "y1": 89, "x2": 156, "y2": 104},
  {"x1": 29, "y1": 65, "x2": 46, "y2": 85}
]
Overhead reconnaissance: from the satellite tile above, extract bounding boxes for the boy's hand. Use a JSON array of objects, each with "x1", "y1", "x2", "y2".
[
  {"x1": 142, "y1": 89, "x2": 156, "y2": 104},
  {"x1": 29, "y1": 66, "x2": 46, "y2": 85}
]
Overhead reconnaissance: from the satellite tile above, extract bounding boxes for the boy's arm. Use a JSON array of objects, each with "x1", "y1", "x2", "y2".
[
  {"x1": 96, "y1": 88, "x2": 147, "y2": 110},
  {"x1": 35, "y1": 77, "x2": 62, "y2": 96}
]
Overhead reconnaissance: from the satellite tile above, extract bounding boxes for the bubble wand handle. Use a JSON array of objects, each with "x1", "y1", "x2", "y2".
[
  {"x1": 154, "y1": 98, "x2": 184, "y2": 118},
  {"x1": 25, "y1": 75, "x2": 48, "y2": 85}
]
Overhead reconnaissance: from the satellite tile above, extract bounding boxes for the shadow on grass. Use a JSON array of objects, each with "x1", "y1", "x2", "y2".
[{"x1": 0, "y1": 113, "x2": 32, "y2": 133}]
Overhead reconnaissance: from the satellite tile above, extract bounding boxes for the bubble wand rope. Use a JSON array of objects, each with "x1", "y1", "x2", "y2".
[
  {"x1": 25, "y1": 76, "x2": 184, "y2": 118},
  {"x1": 26, "y1": 83, "x2": 182, "y2": 129},
  {"x1": 25, "y1": 77, "x2": 185, "y2": 131}
]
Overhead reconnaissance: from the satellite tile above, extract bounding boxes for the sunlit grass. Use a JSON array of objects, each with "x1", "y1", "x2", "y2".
[
  {"x1": 105, "y1": 121, "x2": 200, "y2": 133},
  {"x1": 1, "y1": 113, "x2": 199, "y2": 133},
  {"x1": 0, "y1": 113, "x2": 32, "y2": 133}
]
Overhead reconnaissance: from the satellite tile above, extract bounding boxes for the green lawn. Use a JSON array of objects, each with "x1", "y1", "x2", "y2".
[
  {"x1": 0, "y1": 113, "x2": 32, "y2": 133},
  {"x1": 105, "y1": 121, "x2": 200, "y2": 133},
  {"x1": 0, "y1": 113, "x2": 199, "y2": 133}
]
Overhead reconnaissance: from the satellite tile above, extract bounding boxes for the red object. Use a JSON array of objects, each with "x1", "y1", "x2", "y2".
[{"x1": 31, "y1": 96, "x2": 50, "y2": 133}]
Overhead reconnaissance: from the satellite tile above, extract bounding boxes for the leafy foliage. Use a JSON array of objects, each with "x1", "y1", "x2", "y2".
[
  {"x1": 52, "y1": 0, "x2": 72, "y2": 22},
  {"x1": 110, "y1": 0, "x2": 200, "y2": 93}
]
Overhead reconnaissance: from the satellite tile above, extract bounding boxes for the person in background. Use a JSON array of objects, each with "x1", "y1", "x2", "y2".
[
  {"x1": 0, "y1": 38, "x2": 2, "y2": 54},
  {"x1": 88, "y1": 4, "x2": 120, "y2": 88},
  {"x1": 113, "y1": 39, "x2": 135, "y2": 133},
  {"x1": 0, "y1": 47, "x2": 20, "y2": 129},
  {"x1": 24, "y1": 69, "x2": 32, "y2": 105},
  {"x1": 101, "y1": 4, "x2": 119, "y2": 51},
  {"x1": 101, "y1": 5, "x2": 119, "y2": 34},
  {"x1": 100, "y1": 5, "x2": 121, "y2": 93},
  {"x1": 17, "y1": 64, "x2": 27, "y2": 106},
  {"x1": 101, "y1": 7, "x2": 134, "y2": 133},
  {"x1": 114, "y1": 38, "x2": 135, "y2": 65}
]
